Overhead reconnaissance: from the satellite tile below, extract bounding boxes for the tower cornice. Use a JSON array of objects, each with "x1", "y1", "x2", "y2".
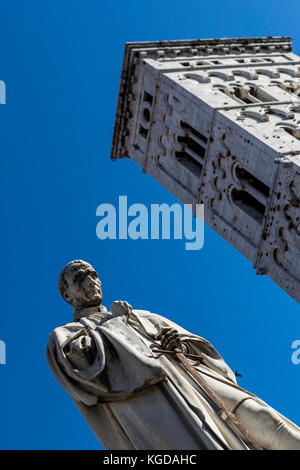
[{"x1": 111, "y1": 37, "x2": 292, "y2": 160}]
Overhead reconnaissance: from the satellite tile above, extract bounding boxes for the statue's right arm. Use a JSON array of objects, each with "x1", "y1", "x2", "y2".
[{"x1": 47, "y1": 326, "x2": 106, "y2": 407}]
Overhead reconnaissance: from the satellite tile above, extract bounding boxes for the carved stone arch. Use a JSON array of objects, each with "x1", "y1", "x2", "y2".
[
  {"x1": 239, "y1": 109, "x2": 269, "y2": 122},
  {"x1": 232, "y1": 69, "x2": 258, "y2": 80},
  {"x1": 264, "y1": 107, "x2": 294, "y2": 119},
  {"x1": 277, "y1": 67, "x2": 300, "y2": 77},
  {"x1": 207, "y1": 70, "x2": 234, "y2": 81},
  {"x1": 255, "y1": 68, "x2": 280, "y2": 78},
  {"x1": 276, "y1": 121, "x2": 300, "y2": 140},
  {"x1": 183, "y1": 72, "x2": 210, "y2": 83}
]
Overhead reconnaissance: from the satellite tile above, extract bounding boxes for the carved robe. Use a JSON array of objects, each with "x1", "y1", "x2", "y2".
[{"x1": 46, "y1": 303, "x2": 291, "y2": 450}]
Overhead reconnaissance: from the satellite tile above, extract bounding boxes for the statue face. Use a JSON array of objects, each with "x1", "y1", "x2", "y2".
[{"x1": 64, "y1": 263, "x2": 103, "y2": 309}]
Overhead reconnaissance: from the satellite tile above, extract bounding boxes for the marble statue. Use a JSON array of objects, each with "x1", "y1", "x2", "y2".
[{"x1": 47, "y1": 260, "x2": 300, "y2": 450}]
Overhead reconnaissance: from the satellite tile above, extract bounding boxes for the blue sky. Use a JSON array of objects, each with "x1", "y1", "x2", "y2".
[{"x1": 1, "y1": 0, "x2": 300, "y2": 450}]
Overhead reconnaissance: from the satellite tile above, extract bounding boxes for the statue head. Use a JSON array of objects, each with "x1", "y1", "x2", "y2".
[{"x1": 58, "y1": 260, "x2": 103, "y2": 310}]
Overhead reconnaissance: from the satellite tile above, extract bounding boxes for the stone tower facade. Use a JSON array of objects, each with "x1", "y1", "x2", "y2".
[{"x1": 111, "y1": 37, "x2": 300, "y2": 303}]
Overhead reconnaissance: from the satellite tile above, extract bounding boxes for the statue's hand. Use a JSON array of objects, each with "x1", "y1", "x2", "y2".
[
  {"x1": 70, "y1": 335, "x2": 93, "y2": 353},
  {"x1": 110, "y1": 300, "x2": 133, "y2": 317},
  {"x1": 155, "y1": 327, "x2": 188, "y2": 353},
  {"x1": 66, "y1": 334, "x2": 95, "y2": 369}
]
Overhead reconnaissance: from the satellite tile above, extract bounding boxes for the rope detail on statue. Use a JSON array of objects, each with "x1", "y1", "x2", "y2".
[{"x1": 152, "y1": 347, "x2": 263, "y2": 451}]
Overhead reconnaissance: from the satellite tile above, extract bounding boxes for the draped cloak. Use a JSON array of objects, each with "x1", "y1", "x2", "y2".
[{"x1": 46, "y1": 303, "x2": 296, "y2": 450}]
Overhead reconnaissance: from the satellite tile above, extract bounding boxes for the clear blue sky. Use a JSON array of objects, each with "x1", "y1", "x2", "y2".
[{"x1": 1, "y1": 0, "x2": 300, "y2": 450}]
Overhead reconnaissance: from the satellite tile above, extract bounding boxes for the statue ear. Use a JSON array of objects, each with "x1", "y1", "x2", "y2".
[
  {"x1": 63, "y1": 285, "x2": 73, "y2": 305},
  {"x1": 62, "y1": 279, "x2": 71, "y2": 302}
]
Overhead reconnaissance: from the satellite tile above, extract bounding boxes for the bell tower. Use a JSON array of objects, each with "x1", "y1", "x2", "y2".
[{"x1": 111, "y1": 37, "x2": 300, "y2": 303}]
